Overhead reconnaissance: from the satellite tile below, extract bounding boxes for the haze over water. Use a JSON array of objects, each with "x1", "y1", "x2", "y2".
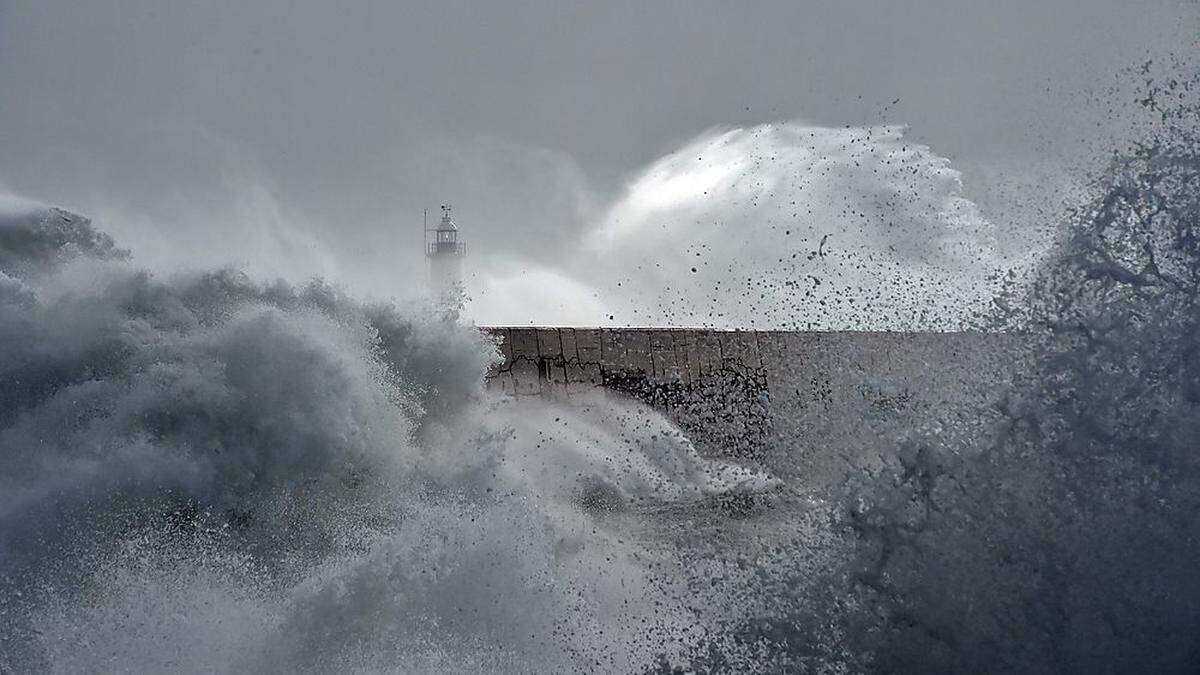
[{"x1": 2, "y1": 2, "x2": 1200, "y2": 672}]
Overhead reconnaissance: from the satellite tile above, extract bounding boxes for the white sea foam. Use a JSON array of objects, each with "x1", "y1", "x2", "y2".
[{"x1": 0, "y1": 206, "x2": 784, "y2": 672}]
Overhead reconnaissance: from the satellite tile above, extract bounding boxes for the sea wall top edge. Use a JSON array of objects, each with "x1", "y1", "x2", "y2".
[{"x1": 476, "y1": 326, "x2": 1021, "y2": 335}]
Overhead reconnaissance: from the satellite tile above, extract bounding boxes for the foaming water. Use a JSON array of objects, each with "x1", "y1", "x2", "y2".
[
  {"x1": 816, "y1": 70, "x2": 1200, "y2": 673},
  {"x1": 5, "y1": 67, "x2": 1200, "y2": 673},
  {"x1": 0, "y1": 208, "x2": 785, "y2": 672}
]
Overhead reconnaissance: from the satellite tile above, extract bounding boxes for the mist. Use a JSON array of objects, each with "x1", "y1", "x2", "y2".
[
  {"x1": 4, "y1": 2, "x2": 1200, "y2": 672},
  {"x1": 2, "y1": 0, "x2": 1195, "y2": 326}
]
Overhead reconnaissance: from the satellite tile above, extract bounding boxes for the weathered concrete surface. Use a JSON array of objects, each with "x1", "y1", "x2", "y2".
[{"x1": 483, "y1": 328, "x2": 1021, "y2": 483}]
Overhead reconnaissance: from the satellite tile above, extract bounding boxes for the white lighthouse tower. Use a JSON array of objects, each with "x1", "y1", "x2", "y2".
[{"x1": 425, "y1": 204, "x2": 466, "y2": 307}]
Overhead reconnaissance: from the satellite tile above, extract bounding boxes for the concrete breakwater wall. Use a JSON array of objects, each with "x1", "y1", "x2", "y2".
[{"x1": 483, "y1": 328, "x2": 1020, "y2": 481}]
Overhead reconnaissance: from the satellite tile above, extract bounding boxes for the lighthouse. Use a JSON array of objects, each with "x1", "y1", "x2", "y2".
[{"x1": 426, "y1": 204, "x2": 467, "y2": 307}]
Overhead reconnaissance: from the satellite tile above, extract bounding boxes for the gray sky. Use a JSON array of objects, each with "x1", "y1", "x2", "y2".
[{"x1": 1, "y1": 0, "x2": 1196, "y2": 325}]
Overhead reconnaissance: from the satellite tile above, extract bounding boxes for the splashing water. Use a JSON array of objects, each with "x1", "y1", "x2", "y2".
[
  {"x1": 816, "y1": 67, "x2": 1200, "y2": 673},
  {"x1": 0, "y1": 207, "x2": 783, "y2": 672},
  {"x1": 5, "y1": 64, "x2": 1200, "y2": 673}
]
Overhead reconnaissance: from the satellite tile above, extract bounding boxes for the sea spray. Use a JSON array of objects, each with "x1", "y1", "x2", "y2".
[
  {"x1": 631, "y1": 64, "x2": 1200, "y2": 674},
  {"x1": 823, "y1": 66, "x2": 1200, "y2": 673},
  {"x1": 5, "y1": 64, "x2": 1199, "y2": 672},
  {"x1": 0, "y1": 207, "x2": 782, "y2": 672}
]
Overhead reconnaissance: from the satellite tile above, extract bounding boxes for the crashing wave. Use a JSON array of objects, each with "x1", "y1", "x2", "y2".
[{"x1": 0, "y1": 204, "x2": 781, "y2": 672}]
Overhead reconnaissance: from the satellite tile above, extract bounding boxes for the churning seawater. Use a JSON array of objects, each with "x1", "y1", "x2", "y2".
[
  {"x1": 4, "y1": 72, "x2": 1200, "y2": 673},
  {"x1": 0, "y1": 205, "x2": 796, "y2": 672}
]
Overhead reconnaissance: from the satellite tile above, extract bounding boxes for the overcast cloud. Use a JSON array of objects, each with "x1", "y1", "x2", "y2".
[{"x1": 1, "y1": 0, "x2": 1195, "y2": 326}]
